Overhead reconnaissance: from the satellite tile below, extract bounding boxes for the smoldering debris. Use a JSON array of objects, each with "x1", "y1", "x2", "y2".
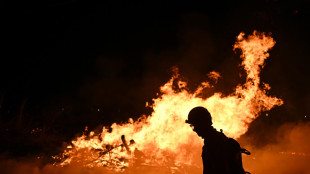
[{"x1": 243, "y1": 122, "x2": 310, "y2": 174}]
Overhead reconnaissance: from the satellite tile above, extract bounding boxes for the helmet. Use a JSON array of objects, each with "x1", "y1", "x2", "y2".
[{"x1": 186, "y1": 106, "x2": 212, "y2": 126}]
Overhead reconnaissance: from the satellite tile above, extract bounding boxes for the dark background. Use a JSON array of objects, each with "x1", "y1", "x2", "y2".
[{"x1": 1, "y1": 0, "x2": 309, "y2": 159}]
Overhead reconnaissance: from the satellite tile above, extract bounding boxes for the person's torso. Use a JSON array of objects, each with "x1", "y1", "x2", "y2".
[{"x1": 202, "y1": 131, "x2": 231, "y2": 174}]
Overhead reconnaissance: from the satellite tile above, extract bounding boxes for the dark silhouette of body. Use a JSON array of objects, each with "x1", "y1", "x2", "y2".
[{"x1": 186, "y1": 106, "x2": 248, "y2": 174}]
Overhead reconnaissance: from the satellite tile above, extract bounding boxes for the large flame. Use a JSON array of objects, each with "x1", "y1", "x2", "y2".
[{"x1": 54, "y1": 31, "x2": 283, "y2": 172}]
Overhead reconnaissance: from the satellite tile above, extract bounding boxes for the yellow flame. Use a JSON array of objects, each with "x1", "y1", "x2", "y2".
[{"x1": 56, "y1": 31, "x2": 283, "y2": 172}]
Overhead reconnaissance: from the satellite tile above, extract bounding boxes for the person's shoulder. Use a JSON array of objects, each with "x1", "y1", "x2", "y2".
[
  {"x1": 226, "y1": 137, "x2": 241, "y2": 150},
  {"x1": 215, "y1": 129, "x2": 228, "y2": 140},
  {"x1": 214, "y1": 130, "x2": 241, "y2": 149},
  {"x1": 207, "y1": 129, "x2": 229, "y2": 145}
]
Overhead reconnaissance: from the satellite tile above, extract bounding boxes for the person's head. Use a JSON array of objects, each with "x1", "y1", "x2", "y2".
[{"x1": 186, "y1": 106, "x2": 213, "y2": 137}]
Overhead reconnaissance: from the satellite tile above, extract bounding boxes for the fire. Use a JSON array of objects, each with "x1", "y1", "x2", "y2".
[{"x1": 54, "y1": 31, "x2": 283, "y2": 172}]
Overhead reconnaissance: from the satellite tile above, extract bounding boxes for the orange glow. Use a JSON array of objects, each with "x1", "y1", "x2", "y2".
[{"x1": 55, "y1": 31, "x2": 283, "y2": 172}]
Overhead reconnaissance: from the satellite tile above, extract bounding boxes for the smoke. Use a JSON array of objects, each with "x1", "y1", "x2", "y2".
[
  {"x1": 242, "y1": 121, "x2": 310, "y2": 174},
  {"x1": 1, "y1": 121, "x2": 309, "y2": 174},
  {"x1": 0, "y1": 155, "x2": 201, "y2": 174},
  {"x1": 0, "y1": 160, "x2": 113, "y2": 174},
  {"x1": 0, "y1": 160, "x2": 199, "y2": 174}
]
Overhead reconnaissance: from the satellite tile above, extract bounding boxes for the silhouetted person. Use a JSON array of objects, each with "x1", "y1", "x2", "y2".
[{"x1": 186, "y1": 106, "x2": 249, "y2": 174}]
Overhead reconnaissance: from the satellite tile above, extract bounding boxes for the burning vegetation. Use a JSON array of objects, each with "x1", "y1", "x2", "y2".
[{"x1": 52, "y1": 31, "x2": 283, "y2": 173}]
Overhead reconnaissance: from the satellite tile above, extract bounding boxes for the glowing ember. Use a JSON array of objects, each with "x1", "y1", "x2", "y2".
[
  {"x1": 54, "y1": 31, "x2": 283, "y2": 172},
  {"x1": 279, "y1": 152, "x2": 310, "y2": 157}
]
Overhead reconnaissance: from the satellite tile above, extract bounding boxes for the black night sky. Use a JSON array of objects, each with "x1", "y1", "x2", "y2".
[{"x1": 2, "y1": 0, "x2": 310, "y2": 160}]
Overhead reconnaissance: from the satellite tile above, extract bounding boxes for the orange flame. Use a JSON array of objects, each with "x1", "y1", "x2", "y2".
[{"x1": 55, "y1": 31, "x2": 283, "y2": 172}]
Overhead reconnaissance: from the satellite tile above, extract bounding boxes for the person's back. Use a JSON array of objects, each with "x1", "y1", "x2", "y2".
[
  {"x1": 186, "y1": 106, "x2": 247, "y2": 174},
  {"x1": 202, "y1": 128, "x2": 230, "y2": 173}
]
